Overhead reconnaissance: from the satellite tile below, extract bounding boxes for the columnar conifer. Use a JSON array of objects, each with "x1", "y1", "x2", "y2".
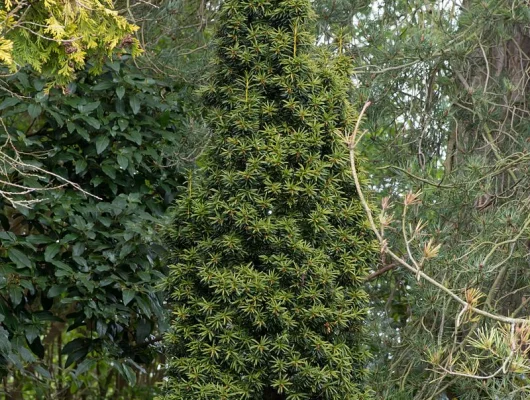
[{"x1": 162, "y1": 0, "x2": 377, "y2": 398}]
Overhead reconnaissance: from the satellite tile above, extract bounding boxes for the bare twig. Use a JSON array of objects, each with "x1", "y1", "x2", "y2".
[{"x1": 365, "y1": 263, "x2": 398, "y2": 281}]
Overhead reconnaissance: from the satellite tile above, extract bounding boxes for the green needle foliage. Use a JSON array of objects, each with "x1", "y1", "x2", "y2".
[{"x1": 162, "y1": 0, "x2": 378, "y2": 398}]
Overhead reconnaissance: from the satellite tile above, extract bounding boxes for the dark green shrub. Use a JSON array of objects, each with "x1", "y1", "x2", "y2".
[
  {"x1": 0, "y1": 58, "x2": 190, "y2": 397},
  {"x1": 162, "y1": 0, "x2": 378, "y2": 398}
]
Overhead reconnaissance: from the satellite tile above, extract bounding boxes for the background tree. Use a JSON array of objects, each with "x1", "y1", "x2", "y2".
[
  {"x1": 6, "y1": 0, "x2": 530, "y2": 398},
  {"x1": 161, "y1": 0, "x2": 378, "y2": 398},
  {"x1": 326, "y1": 0, "x2": 530, "y2": 399}
]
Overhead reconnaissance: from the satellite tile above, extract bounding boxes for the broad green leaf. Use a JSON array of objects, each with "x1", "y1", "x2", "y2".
[
  {"x1": 129, "y1": 96, "x2": 141, "y2": 115},
  {"x1": 121, "y1": 363, "x2": 137, "y2": 386},
  {"x1": 75, "y1": 359, "x2": 96, "y2": 376},
  {"x1": 8, "y1": 248, "x2": 33, "y2": 269},
  {"x1": 118, "y1": 118, "x2": 128, "y2": 131},
  {"x1": 72, "y1": 242, "x2": 85, "y2": 257},
  {"x1": 75, "y1": 159, "x2": 88, "y2": 174},
  {"x1": 101, "y1": 164, "x2": 116, "y2": 179},
  {"x1": 65, "y1": 347, "x2": 88, "y2": 368},
  {"x1": 128, "y1": 130, "x2": 142, "y2": 145},
  {"x1": 33, "y1": 311, "x2": 64, "y2": 322},
  {"x1": 108, "y1": 61, "x2": 121, "y2": 72},
  {"x1": 20, "y1": 280, "x2": 34, "y2": 292},
  {"x1": 47, "y1": 110, "x2": 65, "y2": 126},
  {"x1": 25, "y1": 326, "x2": 39, "y2": 344},
  {"x1": 78, "y1": 101, "x2": 100, "y2": 114},
  {"x1": 9, "y1": 287, "x2": 22, "y2": 306},
  {"x1": 0, "y1": 97, "x2": 19, "y2": 110},
  {"x1": 25, "y1": 235, "x2": 54, "y2": 245},
  {"x1": 35, "y1": 365, "x2": 51, "y2": 379},
  {"x1": 72, "y1": 256, "x2": 88, "y2": 268},
  {"x1": 116, "y1": 86, "x2": 125, "y2": 99},
  {"x1": 99, "y1": 278, "x2": 113, "y2": 287},
  {"x1": 119, "y1": 243, "x2": 134, "y2": 258},
  {"x1": 137, "y1": 271, "x2": 150, "y2": 281},
  {"x1": 96, "y1": 320, "x2": 107, "y2": 337},
  {"x1": 135, "y1": 296, "x2": 152, "y2": 317},
  {"x1": 28, "y1": 104, "x2": 42, "y2": 118},
  {"x1": 123, "y1": 289, "x2": 135, "y2": 306},
  {"x1": 51, "y1": 260, "x2": 73, "y2": 274},
  {"x1": 33, "y1": 79, "x2": 45, "y2": 91},
  {"x1": 62, "y1": 338, "x2": 86, "y2": 355},
  {"x1": 18, "y1": 346, "x2": 36, "y2": 363},
  {"x1": 47, "y1": 284, "x2": 67, "y2": 298},
  {"x1": 0, "y1": 327, "x2": 11, "y2": 355},
  {"x1": 92, "y1": 81, "x2": 114, "y2": 90},
  {"x1": 80, "y1": 115, "x2": 101, "y2": 129},
  {"x1": 44, "y1": 243, "x2": 61, "y2": 262},
  {"x1": 117, "y1": 154, "x2": 129, "y2": 170},
  {"x1": 0, "y1": 231, "x2": 16, "y2": 242},
  {"x1": 95, "y1": 135, "x2": 110, "y2": 154},
  {"x1": 76, "y1": 125, "x2": 90, "y2": 140}
]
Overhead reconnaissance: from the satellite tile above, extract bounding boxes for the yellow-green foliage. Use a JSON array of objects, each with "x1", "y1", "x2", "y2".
[{"x1": 0, "y1": 0, "x2": 140, "y2": 83}]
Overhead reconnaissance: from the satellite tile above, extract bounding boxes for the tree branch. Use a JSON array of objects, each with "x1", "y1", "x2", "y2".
[{"x1": 365, "y1": 263, "x2": 398, "y2": 281}]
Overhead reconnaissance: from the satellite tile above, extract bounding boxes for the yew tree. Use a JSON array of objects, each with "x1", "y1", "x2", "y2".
[{"x1": 162, "y1": 0, "x2": 377, "y2": 398}]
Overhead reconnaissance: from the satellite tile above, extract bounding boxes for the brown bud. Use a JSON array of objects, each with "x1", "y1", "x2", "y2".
[
  {"x1": 64, "y1": 44, "x2": 77, "y2": 54},
  {"x1": 120, "y1": 34, "x2": 134, "y2": 48}
]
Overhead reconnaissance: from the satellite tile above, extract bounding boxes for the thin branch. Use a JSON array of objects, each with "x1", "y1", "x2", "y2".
[
  {"x1": 365, "y1": 263, "x2": 398, "y2": 281},
  {"x1": 0, "y1": 128, "x2": 101, "y2": 207},
  {"x1": 479, "y1": 42, "x2": 490, "y2": 93}
]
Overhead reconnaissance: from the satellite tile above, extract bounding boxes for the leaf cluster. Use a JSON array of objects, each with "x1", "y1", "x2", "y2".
[
  {"x1": 0, "y1": 0, "x2": 141, "y2": 83},
  {"x1": 0, "y1": 57, "x2": 186, "y2": 396}
]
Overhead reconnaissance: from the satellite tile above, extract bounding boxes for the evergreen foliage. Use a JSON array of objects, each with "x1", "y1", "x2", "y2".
[
  {"x1": 162, "y1": 0, "x2": 378, "y2": 398},
  {"x1": 0, "y1": 0, "x2": 141, "y2": 83},
  {"x1": 328, "y1": 0, "x2": 530, "y2": 398},
  {"x1": 0, "y1": 58, "x2": 187, "y2": 397}
]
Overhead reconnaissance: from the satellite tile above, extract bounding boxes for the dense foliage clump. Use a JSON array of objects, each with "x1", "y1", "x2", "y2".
[
  {"x1": 0, "y1": 0, "x2": 141, "y2": 83},
  {"x1": 162, "y1": 0, "x2": 378, "y2": 398},
  {"x1": 0, "y1": 59, "x2": 187, "y2": 397}
]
